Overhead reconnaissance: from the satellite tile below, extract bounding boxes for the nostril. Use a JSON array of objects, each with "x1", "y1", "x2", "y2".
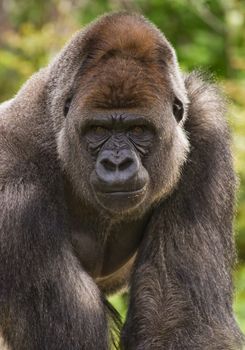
[
  {"x1": 101, "y1": 158, "x2": 116, "y2": 172},
  {"x1": 119, "y1": 157, "x2": 134, "y2": 171}
]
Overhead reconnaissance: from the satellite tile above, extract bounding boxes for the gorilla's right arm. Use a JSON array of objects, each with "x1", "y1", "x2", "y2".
[{"x1": 0, "y1": 146, "x2": 108, "y2": 350}]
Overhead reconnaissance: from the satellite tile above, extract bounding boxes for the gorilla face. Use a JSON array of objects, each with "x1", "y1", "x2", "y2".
[
  {"x1": 59, "y1": 104, "x2": 189, "y2": 217},
  {"x1": 58, "y1": 49, "x2": 190, "y2": 216},
  {"x1": 84, "y1": 113, "x2": 152, "y2": 211}
]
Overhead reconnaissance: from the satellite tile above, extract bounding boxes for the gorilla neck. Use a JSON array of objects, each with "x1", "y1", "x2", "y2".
[{"x1": 63, "y1": 176, "x2": 151, "y2": 278}]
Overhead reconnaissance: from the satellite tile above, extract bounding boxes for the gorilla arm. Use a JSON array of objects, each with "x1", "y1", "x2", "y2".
[
  {"x1": 0, "y1": 154, "x2": 108, "y2": 350},
  {"x1": 121, "y1": 74, "x2": 244, "y2": 350}
]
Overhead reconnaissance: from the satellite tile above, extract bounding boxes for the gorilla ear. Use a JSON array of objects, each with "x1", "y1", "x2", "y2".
[
  {"x1": 173, "y1": 97, "x2": 184, "y2": 123},
  {"x1": 64, "y1": 97, "x2": 72, "y2": 117}
]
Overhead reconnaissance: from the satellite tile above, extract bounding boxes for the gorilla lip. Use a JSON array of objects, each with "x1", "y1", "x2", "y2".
[{"x1": 97, "y1": 186, "x2": 147, "y2": 197}]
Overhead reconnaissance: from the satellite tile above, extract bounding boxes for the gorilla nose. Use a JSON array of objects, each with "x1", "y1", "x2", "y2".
[
  {"x1": 95, "y1": 150, "x2": 139, "y2": 189},
  {"x1": 101, "y1": 157, "x2": 134, "y2": 172}
]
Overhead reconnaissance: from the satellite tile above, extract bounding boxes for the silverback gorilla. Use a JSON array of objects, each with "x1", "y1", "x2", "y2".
[{"x1": 0, "y1": 12, "x2": 243, "y2": 350}]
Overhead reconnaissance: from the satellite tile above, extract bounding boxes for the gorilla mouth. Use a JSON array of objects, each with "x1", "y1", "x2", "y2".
[
  {"x1": 99, "y1": 186, "x2": 147, "y2": 196},
  {"x1": 93, "y1": 185, "x2": 147, "y2": 212}
]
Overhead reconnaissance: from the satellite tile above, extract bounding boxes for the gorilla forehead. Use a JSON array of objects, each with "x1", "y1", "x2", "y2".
[{"x1": 75, "y1": 50, "x2": 173, "y2": 111}]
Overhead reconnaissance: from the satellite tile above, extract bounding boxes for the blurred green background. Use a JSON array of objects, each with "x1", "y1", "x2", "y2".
[{"x1": 0, "y1": 0, "x2": 244, "y2": 335}]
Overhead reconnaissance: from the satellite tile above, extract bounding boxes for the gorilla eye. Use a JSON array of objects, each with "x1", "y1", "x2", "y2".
[
  {"x1": 129, "y1": 126, "x2": 145, "y2": 136},
  {"x1": 90, "y1": 126, "x2": 109, "y2": 136},
  {"x1": 64, "y1": 97, "x2": 72, "y2": 117},
  {"x1": 173, "y1": 98, "x2": 184, "y2": 123}
]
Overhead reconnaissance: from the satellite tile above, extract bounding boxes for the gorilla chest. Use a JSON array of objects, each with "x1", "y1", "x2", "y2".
[{"x1": 70, "y1": 218, "x2": 146, "y2": 279}]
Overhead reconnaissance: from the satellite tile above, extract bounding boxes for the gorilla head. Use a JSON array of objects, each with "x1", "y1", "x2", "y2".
[{"x1": 56, "y1": 14, "x2": 189, "y2": 215}]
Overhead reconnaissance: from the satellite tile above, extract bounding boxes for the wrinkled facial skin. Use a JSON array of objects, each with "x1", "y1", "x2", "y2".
[{"x1": 85, "y1": 114, "x2": 152, "y2": 211}]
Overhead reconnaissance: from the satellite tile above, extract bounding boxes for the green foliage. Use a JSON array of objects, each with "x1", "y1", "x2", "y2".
[
  {"x1": 235, "y1": 266, "x2": 245, "y2": 331},
  {"x1": 0, "y1": 23, "x2": 62, "y2": 100},
  {"x1": 0, "y1": 0, "x2": 244, "y2": 335}
]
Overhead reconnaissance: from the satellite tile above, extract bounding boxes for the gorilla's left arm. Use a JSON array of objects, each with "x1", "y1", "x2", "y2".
[{"x1": 121, "y1": 74, "x2": 244, "y2": 350}]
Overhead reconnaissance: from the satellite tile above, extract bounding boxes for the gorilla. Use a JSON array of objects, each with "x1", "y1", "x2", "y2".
[{"x1": 0, "y1": 12, "x2": 243, "y2": 350}]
